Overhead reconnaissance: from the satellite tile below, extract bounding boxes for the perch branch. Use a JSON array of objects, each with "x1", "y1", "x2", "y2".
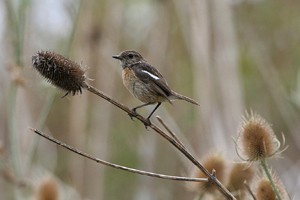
[
  {"x1": 85, "y1": 84, "x2": 236, "y2": 200},
  {"x1": 29, "y1": 128, "x2": 207, "y2": 183}
]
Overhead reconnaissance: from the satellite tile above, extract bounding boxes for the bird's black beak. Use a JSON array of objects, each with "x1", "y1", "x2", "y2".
[{"x1": 112, "y1": 55, "x2": 121, "y2": 60}]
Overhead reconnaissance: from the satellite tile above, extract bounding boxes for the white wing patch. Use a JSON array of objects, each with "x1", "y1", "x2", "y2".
[{"x1": 141, "y1": 70, "x2": 160, "y2": 80}]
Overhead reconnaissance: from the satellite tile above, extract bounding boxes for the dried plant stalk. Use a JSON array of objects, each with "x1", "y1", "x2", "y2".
[{"x1": 32, "y1": 51, "x2": 236, "y2": 200}]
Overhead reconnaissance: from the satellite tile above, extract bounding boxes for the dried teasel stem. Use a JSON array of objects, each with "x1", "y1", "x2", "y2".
[
  {"x1": 29, "y1": 128, "x2": 207, "y2": 183},
  {"x1": 32, "y1": 51, "x2": 236, "y2": 200}
]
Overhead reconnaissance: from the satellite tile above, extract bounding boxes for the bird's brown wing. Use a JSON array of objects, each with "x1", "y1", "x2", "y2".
[{"x1": 132, "y1": 62, "x2": 173, "y2": 102}]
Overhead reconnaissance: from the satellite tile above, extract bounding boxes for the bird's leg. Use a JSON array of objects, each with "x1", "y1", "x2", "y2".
[
  {"x1": 129, "y1": 102, "x2": 161, "y2": 128},
  {"x1": 129, "y1": 102, "x2": 152, "y2": 120},
  {"x1": 144, "y1": 102, "x2": 161, "y2": 126}
]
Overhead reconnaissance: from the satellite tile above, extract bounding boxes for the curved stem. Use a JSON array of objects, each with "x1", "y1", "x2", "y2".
[
  {"x1": 85, "y1": 84, "x2": 236, "y2": 200},
  {"x1": 29, "y1": 128, "x2": 207, "y2": 183}
]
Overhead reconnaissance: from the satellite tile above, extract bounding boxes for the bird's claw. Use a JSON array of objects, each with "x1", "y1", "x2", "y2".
[
  {"x1": 128, "y1": 113, "x2": 135, "y2": 120},
  {"x1": 143, "y1": 119, "x2": 151, "y2": 129},
  {"x1": 128, "y1": 109, "x2": 138, "y2": 120},
  {"x1": 129, "y1": 109, "x2": 151, "y2": 129}
]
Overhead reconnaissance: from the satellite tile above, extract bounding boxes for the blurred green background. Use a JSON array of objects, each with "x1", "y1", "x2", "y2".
[{"x1": 0, "y1": 0, "x2": 299, "y2": 199}]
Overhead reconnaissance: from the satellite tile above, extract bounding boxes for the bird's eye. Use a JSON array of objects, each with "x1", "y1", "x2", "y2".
[{"x1": 128, "y1": 54, "x2": 134, "y2": 59}]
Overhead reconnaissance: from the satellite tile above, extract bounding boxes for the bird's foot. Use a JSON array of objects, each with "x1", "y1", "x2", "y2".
[
  {"x1": 143, "y1": 118, "x2": 151, "y2": 129},
  {"x1": 128, "y1": 109, "x2": 138, "y2": 120},
  {"x1": 129, "y1": 109, "x2": 151, "y2": 129}
]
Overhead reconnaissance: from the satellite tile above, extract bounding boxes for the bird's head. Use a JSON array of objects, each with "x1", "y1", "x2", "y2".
[{"x1": 112, "y1": 50, "x2": 145, "y2": 68}]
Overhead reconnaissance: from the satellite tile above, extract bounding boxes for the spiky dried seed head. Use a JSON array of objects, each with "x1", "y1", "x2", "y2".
[
  {"x1": 227, "y1": 163, "x2": 255, "y2": 198},
  {"x1": 188, "y1": 154, "x2": 226, "y2": 194},
  {"x1": 35, "y1": 177, "x2": 59, "y2": 200},
  {"x1": 237, "y1": 112, "x2": 279, "y2": 161},
  {"x1": 256, "y1": 173, "x2": 288, "y2": 200},
  {"x1": 32, "y1": 51, "x2": 87, "y2": 96},
  {"x1": 256, "y1": 178, "x2": 277, "y2": 200}
]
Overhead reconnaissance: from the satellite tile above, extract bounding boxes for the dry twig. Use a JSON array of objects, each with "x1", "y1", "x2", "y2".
[
  {"x1": 29, "y1": 128, "x2": 207, "y2": 183},
  {"x1": 85, "y1": 84, "x2": 236, "y2": 200}
]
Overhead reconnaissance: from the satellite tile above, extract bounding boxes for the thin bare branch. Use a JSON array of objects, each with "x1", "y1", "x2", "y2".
[
  {"x1": 85, "y1": 84, "x2": 236, "y2": 200},
  {"x1": 156, "y1": 116, "x2": 187, "y2": 150},
  {"x1": 86, "y1": 84, "x2": 150, "y2": 125},
  {"x1": 29, "y1": 128, "x2": 207, "y2": 183}
]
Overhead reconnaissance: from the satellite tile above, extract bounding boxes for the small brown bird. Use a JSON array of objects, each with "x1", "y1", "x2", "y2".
[{"x1": 113, "y1": 50, "x2": 199, "y2": 124}]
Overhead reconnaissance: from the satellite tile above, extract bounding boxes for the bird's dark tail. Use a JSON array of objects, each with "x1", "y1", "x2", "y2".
[{"x1": 171, "y1": 91, "x2": 200, "y2": 106}]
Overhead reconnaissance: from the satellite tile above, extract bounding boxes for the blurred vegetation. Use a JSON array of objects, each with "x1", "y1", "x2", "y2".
[{"x1": 0, "y1": 0, "x2": 299, "y2": 199}]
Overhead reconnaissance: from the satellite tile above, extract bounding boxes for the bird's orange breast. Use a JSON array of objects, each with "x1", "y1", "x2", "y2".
[{"x1": 122, "y1": 68, "x2": 136, "y2": 90}]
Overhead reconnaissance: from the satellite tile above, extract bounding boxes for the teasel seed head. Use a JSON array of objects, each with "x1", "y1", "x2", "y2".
[
  {"x1": 259, "y1": 171, "x2": 289, "y2": 200},
  {"x1": 255, "y1": 174, "x2": 288, "y2": 200},
  {"x1": 227, "y1": 163, "x2": 255, "y2": 199},
  {"x1": 256, "y1": 178, "x2": 277, "y2": 200},
  {"x1": 236, "y1": 112, "x2": 281, "y2": 162},
  {"x1": 35, "y1": 177, "x2": 59, "y2": 200},
  {"x1": 32, "y1": 51, "x2": 87, "y2": 96},
  {"x1": 188, "y1": 153, "x2": 226, "y2": 194}
]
